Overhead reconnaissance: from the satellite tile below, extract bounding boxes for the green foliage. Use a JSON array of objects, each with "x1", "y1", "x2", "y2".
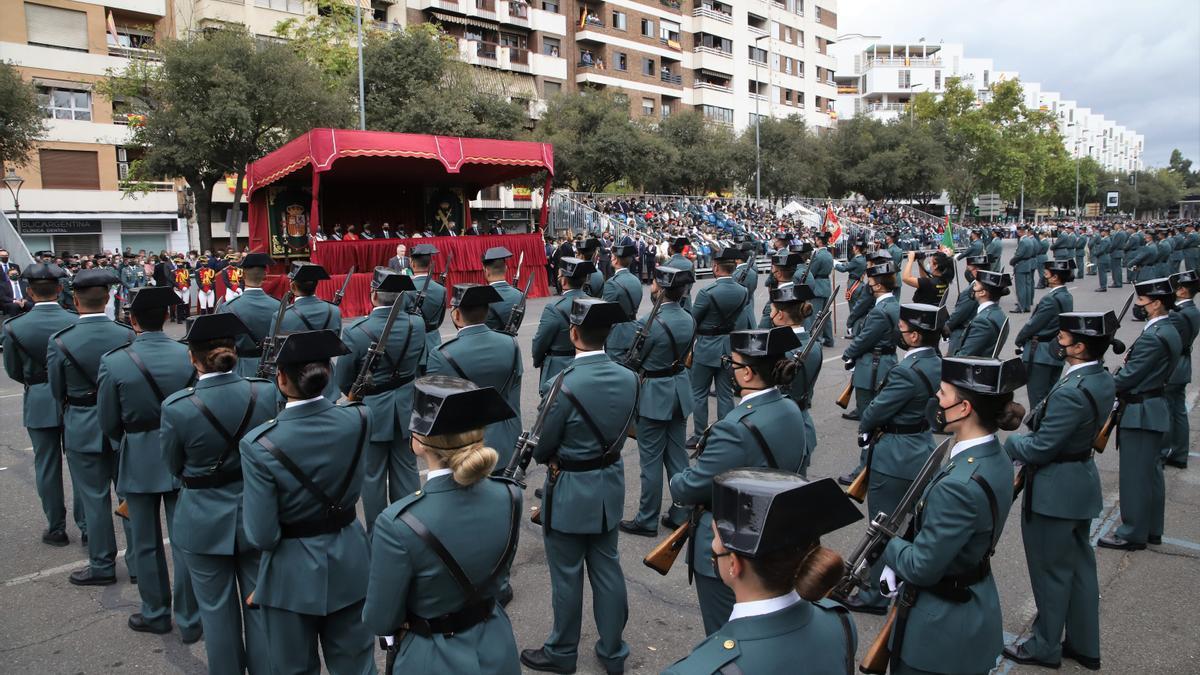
[
  {"x1": 1168, "y1": 149, "x2": 1199, "y2": 189},
  {"x1": 0, "y1": 61, "x2": 46, "y2": 169},
  {"x1": 735, "y1": 115, "x2": 830, "y2": 200},
  {"x1": 641, "y1": 110, "x2": 739, "y2": 195},
  {"x1": 103, "y1": 27, "x2": 350, "y2": 252},
  {"x1": 274, "y1": 0, "x2": 367, "y2": 88},
  {"x1": 826, "y1": 117, "x2": 945, "y2": 203}
]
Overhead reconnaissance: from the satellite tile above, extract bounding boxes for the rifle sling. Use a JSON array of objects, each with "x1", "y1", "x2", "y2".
[
  {"x1": 4, "y1": 323, "x2": 40, "y2": 380},
  {"x1": 258, "y1": 405, "x2": 367, "y2": 520},
  {"x1": 124, "y1": 348, "x2": 167, "y2": 403},
  {"x1": 357, "y1": 320, "x2": 415, "y2": 383},
  {"x1": 187, "y1": 384, "x2": 260, "y2": 473},
  {"x1": 738, "y1": 416, "x2": 783, "y2": 471},
  {"x1": 54, "y1": 335, "x2": 100, "y2": 391}
]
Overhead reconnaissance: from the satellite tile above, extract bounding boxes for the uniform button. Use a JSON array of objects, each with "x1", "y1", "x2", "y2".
[
  {"x1": 967, "y1": 457, "x2": 974, "y2": 463},
  {"x1": 267, "y1": 419, "x2": 275, "y2": 424},
  {"x1": 746, "y1": 405, "x2": 752, "y2": 409},
  {"x1": 414, "y1": 490, "x2": 422, "y2": 496},
  {"x1": 723, "y1": 640, "x2": 736, "y2": 650}
]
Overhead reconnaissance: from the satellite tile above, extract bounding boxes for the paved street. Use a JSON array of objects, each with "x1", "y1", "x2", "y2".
[{"x1": 1, "y1": 239, "x2": 1198, "y2": 674}]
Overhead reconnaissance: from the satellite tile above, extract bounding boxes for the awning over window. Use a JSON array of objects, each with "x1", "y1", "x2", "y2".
[
  {"x1": 469, "y1": 68, "x2": 538, "y2": 100},
  {"x1": 430, "y1": 11, "x2": 496, "y2": 31}
]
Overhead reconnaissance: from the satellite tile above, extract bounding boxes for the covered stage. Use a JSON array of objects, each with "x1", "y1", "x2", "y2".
[{"x1": 246, "y1": 128, "x2": 554, "y2": 316}]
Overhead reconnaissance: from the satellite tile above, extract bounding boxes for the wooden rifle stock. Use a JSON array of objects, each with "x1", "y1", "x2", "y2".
[
  {"x1": 643, "y1": 520, "x2": 690, "y2": 576},
  {"x1": 1012, "y1": 466, "x2": 1026, "y2": 501},
  {"x1": 836, "y1": 379, "x2": 854, "y2": 409},
  {"x1": 846, "y1": 466, "x2": 868, "y2": 503},
  {"x1": 859, "y1": 606, "x2": 897, "y2": 674},
  {"x1": 1093, "y1": 402, "x2": 1121, "y2": 453},
  {"x1": 114, "y1": 499, "x2": 129, "y2": 520}
]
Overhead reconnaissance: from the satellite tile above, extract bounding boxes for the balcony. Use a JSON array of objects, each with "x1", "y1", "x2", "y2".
[
  {"x1": 693, "y1": 80, "x2": 732, "y2": 94},
  {"x1": 864, "y1": 56, "x2": 944, "y2": 70},
  {"x1": 660, "y1": 71, "x2": 682, "y2": 85},
  {"x1": 503, "y1": 0, "x2": 530, "y2": 25},
  {"x1": 107, "y1": 45, "x2": 160, "y2": 60},
  {"x1": 692, "y1": 7, "x2": 732, "y2": 24}
]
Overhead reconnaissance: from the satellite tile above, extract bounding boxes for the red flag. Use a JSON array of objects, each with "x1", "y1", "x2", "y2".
[{"x1": 827, "y1": 205, "x2": 842, "y2": 243}]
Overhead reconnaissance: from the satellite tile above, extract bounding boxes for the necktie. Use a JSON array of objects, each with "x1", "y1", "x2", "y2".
[{"x1": 12, "y1": 280, "x2": 22, "y2": 300}]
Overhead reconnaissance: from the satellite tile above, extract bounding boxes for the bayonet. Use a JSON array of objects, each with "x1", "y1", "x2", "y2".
[{"x1": 331, "y1": 266, "x2": 356, "y2": 306}]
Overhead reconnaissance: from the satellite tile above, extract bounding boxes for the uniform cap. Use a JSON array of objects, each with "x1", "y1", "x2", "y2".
[
  {"x1": 965, "y1": 254, "x2": 991, "y2": 267},
  {"x1": 773, "y1": 232, "x2": 791, "y2": 242},
  {"x1": 771, "y1": 251, "x2": 804, "y2": 268},
  {"x1": 941, "y1": 356, "x2": 1027, "y2": 395},
  {"x1": 569, "y1": 298, "x2": 626, "y2": 329},
  {"x1": 482, "y1": 246, "x2": 513, "y2": 263},
  {"x1": 712, "y1": 470, "x2": 863, "y2": 558},
  {"x1": 899, "y1": 303, "x2": 949, "y2": 332},
  {"x1": 70, "y1": 268, "x2": 120, "y2": 289},
  {"x1": 866, "y1": 261, "x2": 897, "y2": 277},
  {"x1": 411, "y1": 243, "x2": 439, "y2": 257},
  {"x1": 410, "y1": 375, "x2": 515, "y2": 437},
  {"x1": 370, "y1": 267, "x2": 415, "y2": 292},
  {"x1": 714, "y1": 247, "x2": 742, "y2": 262},
  {"x1": 183, "y1": 313, "x2": 251, "y2": 342},
  {"x1": 729, "y1": 327, "x2": 801, "y2": 357},
  {"x1": 127, "y1": 286, "x2": 183, "y2": 310},
  {"x1": 19, "y1": 262, "x2": 68, "y2": 281},
  {"x1": 787, "y1": 243, "x2": 811, "y2": 254},
  {"x1": 612, "y1": 244, "x2": 637, "y2": 258},
  {"x1": 769, "y1": 283, "x2": 815, "y2": 304},
  {"x1": 241, "y1": 252, "x2": 271, "y2": 268},
  {"x1": 975, "y1": 269, "x2": 1012, "y2": 289},
  {"x1": 289, "y1": 262, "x2": 330, "y2": 283},
  {"x1": 451, "y1": 283, "x2": 503, "y2": 308},
  {"x1": 1169, "y1": 270, "x2": 1199, "y2": 288},
  {"x1": 578, "y1": 238, "x2": 602, "y2": 253},
  {"x1": 1059, "y1": 311, "x2": 1119, "y2": 337},
  {"x1": 274, "y1": 329, "x2": 350, "y2": 365},
  {"x1": 558, "y1": 257, "x2": 596, "y2": 279},
  {"x1": 1043, "y1": 259, "x2": 1076, "y2": 272},
  {"x1": 653, "y1": 265, "x2": 694, "y2": 289},
  {"x1": 1134, "y1": 277, "x2": 1174, "y2": 297}
]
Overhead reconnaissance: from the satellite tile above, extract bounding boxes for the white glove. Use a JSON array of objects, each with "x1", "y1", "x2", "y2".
[
  {"x1": 379, "y1": 635, "x2": 395, "y2": 648},
  {"x1": 879, "y1": 566, "x2": 900, "y2": 599}
]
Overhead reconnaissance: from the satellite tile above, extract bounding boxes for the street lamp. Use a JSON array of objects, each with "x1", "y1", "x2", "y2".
[
  {"x1": 3, "y1": 170, "x2": 24, "y2": 236},
  {"x1": 753, "y1": 34, "x2": 769, "y2": 204}
]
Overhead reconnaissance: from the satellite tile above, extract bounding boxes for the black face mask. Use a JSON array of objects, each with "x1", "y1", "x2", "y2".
[
  {"x1": 0, "y1": 256, "x2": 8, "y2": 263},
  {"x1": 1050, "y1": 339, "x2": 1069, "y2": 361},
  {"x1": 931, "y1": 399, "x2": 969, "y2": 434},
  {"x1": 1132, "y1": 302, "x2": 1149, "y2": 321},
  {"x1": 964, "y1": 269, "x2": 975, "y2": 284}
]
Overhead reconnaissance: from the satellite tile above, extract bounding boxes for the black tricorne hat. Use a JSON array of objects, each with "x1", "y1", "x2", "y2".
[
  {"x1": 899, "y1": 303, "x2": 949, "y2": 332},
  {"x1": 558, "y1": 257, "x2": 596, "y2": 279},
  {"x1": 941, "y1": 356, "x2": 1027, "y2": 395},
  {"x1": 712, "y1": 469, "x2": 863, "y2": 558},
  {"x1": 241, "y1": 252, "x2": 271, "y2": 268},
  {"x1": 866, "y1": 261, "x2": 896, "y2": 277},
  {"x1": 653, "y1": 265, "x2": 694, "y2": 289},
  {"x1": 1059, "y1": 311, "x2": 1119, "y2": 337},
  {"x1": 19, "y1": 262, "x2": 67, "y2": 281},
  {"x1": 289, "y1": 262, "x2": 330, "y2": 283},
  {"x1": 714, "y1": 247, "x2": 742, "y2": 262},
  {"x1": 975, "y1": 269, "x2": 1012, "y2": 288},
  {"x1": 1170, "y1": 270, "x2": 1199, "y2": 288},
  {"x1": 769, "y1": 284, "x2": 816, "y2": 304},
  {"x1": 578, "y1": 238, "x2": 601, "y2": 253},
  {"x1": 771, "y1": 251, "x2": 803, "y2": 268},
  {"x1": 411, "y1": 243, "x2": 439, "y2": 258},
  {"x1": 70, "y1": 268, "x2": 120, "y2": 289},
  {"x1": 1044, "y1": 259, "x2": 1076, "y2": 273},
  {"x1": 370, "y1": 267, "x2": 416, "y2": 293},
  {"x1": 482, "y1": 246, "x2": 513, "y2": 263},
  {"x1": 568, "y1": 298, "x2": 626, "y2": 329},
  {"x1": 274, "y1": 329, "x2": 349, "y2": 365},
  {"x1": 1134, "y1": 277, "x2": 1174, "y2": 297},
  {"x1": 409, "y1": 375, "x2": 515, "y2": 437},
  {"x1": 127, "y1": 286, "x2": 183, "y2": 310},
  {"x1": 612, "y1": 244, "x2": 637, "y2": 258},
  {"x1": 730, "y1": 327, "x2": 801, "y2": 358},
  {"x1": 964, "y1": 254, "x2": 990, "y2": 267},
  {"x1": 183, "y1": 313, "x2": 250, "y2": 342},
  {"x1": 451, "y1": 283, "x2": 503, "y2": 308}
]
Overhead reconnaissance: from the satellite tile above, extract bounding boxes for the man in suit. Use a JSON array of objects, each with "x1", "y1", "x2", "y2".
[
  {"x1": 98, "y1": 286, "x2": 200, "y2": 639},
  {"x1": 386, "y1": 243, "x2": 411, "y2": 275},
  {"x1": 533, "y1": 258, "x2": 592, "y2": 388},
  {"x1": 3, "y1": 262, "x2": 84, "y2": 546},
  {"x1": 0, "y1": 248, "x2": 18, "y2": 277},
  {"x1": 216, "y1": 252, "x2": 279, "y2": 377},
  {"x1": 521, "y1": 299, "x2": 636, "y2": 675},
  {"x1": 49, "y1": 269, "x2": 137, "y2": 586},
  {"x1": 482, "y1": 246, "x2": 524, "y2": 332},
  {"x1": 2, "y1": 265, "x2": 30, "y2": 315},
  {"x1": 687, "y1": 248, "x2": 750, "y2": 444}
]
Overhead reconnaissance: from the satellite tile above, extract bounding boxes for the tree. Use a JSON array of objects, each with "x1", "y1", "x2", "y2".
[
  {"x1": 104, "y1": 28, "x2": 350, "y2": 253},
  {"x1": 1167, "y1": 149, "x2": 1199, "y2": 189},
  {"x1": 274, "y1": 0, "x2": 370, "y2": 89},
  {"x1": 534, "y1": 89, "x2": 661, "y2": 193},
  {"x1": 734, "y1": 115, "x2": 830, "y2": 200},
  {"x1": 642, "y1": 110, "x2": 738, "y2": 194},
  {"x1": 0, "y1": 61, "x2": 46, "y2": 169}
]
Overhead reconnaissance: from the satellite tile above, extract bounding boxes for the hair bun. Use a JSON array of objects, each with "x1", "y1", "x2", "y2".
[{"x1": 997, "y1": 400, "x2": 1025, "y2": 431}]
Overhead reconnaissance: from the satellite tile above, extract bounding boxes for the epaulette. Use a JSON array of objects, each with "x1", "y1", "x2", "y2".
[
  {"x1": 244, "y1": 376, "x2": 271, "y2": 384},
  {"x1": 245, "y1": 417, "x2": 280, "y2": 443},
  {"x1": 488, "y1": 474, "x2": 521, "y2": 489},
  {"x1": 101, "y1": 341, "x2": 134, "y2": 359},
  {"x1": 162, "y1": 386, "x2": 197, "y2": 407},
  {"x1": 115, "y1": 320, "x2": 134, "y2": 331},
  {"x1": 386, "y1": 486, "x2": 427, "y2": 520},
  {"x1": 678, "y1": 632, "x2": 741, "y2": 673},
  {"x1": 437, "y1": 335, "x2": 461, "y2": 350},
  {"x1": 347, "y1": 315, "x2": 370, "y2": 329},
  {"x1": 335, "y1": 398, "x2": 365, "y2": 408}
]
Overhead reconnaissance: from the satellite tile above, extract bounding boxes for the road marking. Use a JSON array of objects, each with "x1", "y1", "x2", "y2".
[
  {"x1": 2, "y1": 537, "x2": 164, "y2": 587},
  {"x1": 1160, "y1": 537, "x2": 1200, "y2": 552},
  {"x1": 0, "y1": 393, "x2": 22, "y2": 399},
  {"x1": 0, "y1": 466, "x2": 7, "y2": 471}
]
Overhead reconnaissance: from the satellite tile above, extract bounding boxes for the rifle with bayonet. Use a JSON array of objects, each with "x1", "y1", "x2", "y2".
[
  {"x1": 346, "y1": 285, "x2": 409, "y2": 403},
  {"x1": 990, "y1": 317, "x2": 1010, "y2": 359},
  {"x1": 831, "y1": 437, "x2": 953, "y2": 674},
  {"x1": 407, "y1": 260, "x2": 436, "y2": 320},
  {"x1": 620, "y1": 291, "x2": 667, "y2": 374},
  {"x1": 512, "y1": 251, "x2": 525, "y2": 290},
  {"x1": 505, "y1": 369, "x2": 569, "y2": 525},
  {"x1": 256, "y1": 290, "x2": 294, "y2": 379},
  {"x1": 503, "y1": 273, "x2": 535, "y2": 336},
  {"x1": 331, "y1": 266, "x2": 355, "y2": 306}
]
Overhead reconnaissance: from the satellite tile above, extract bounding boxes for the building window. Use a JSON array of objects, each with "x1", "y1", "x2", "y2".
[
  {"x1": 797, "y1": 61, "x2": 805, "y2": 77},
  {"x1": 641, "y1": 18, "x2": 654, "y2": 38},
  {"x1": 24, "y1": 3, "x2": 88, "y2": 51},
  {"x1": 815, "y1": 6, "x2": 821, "y2": 21},
  {"x1": 749, "y1": 46, "x2": 768, "y2": 64},
  {"x1": 662, "y1": 101, "x2": 672, "y2": 117},
  {"x1": 611, "y1": 11, "x2": 627, "y2": 31},
  {"x1": 934, "y1": 70, "x2": 941, "y2": 89},
  {"x1": 542, "y1": 37, "x2": 560, "y2": 56},
  {"x1": 255, "y1": 0, "x2": 305, "y2": 13},
  {"x1": 541, "y1": 1, "x2": 559, "y2": 12},
  {"x1": 544, "y1": 81, "x2": 562, "y2": 96},
  {"x1": 750, "y1": 112, "x2": 767, "y2": 126},
  {"x1": 983, "y1": 70, "x2": 989, "y2": 87},
  {"x1": 898, "y1": 69, "x2": 911, "y2": 89},
  {"x1": 695, "y1": 33, "x2": 732, "y2": 54},
  {"x1": 642, "y1": 98, "x2": 654, "y2": 115},
  {"x1": 643, "y1": 57, "x2": 656, "y2": 76},
  {"x1": 797, "y1": 91, "x2": 805, "y2": 107},
  {"x1": 615, "y1": 52, "x2": 628, "y2": 71},
  {"x1": 700, "y1": 105, "x2": 733, "y2": 125},
  {"x1": 660, "y1": 20, "x2": 680, "y2": 45},
  {"x1": 39, "y1": 149, "x2": 100, "y2": 190},
  {"x1": 37, "y1": 86, "x2": 91, "y2": 121}
]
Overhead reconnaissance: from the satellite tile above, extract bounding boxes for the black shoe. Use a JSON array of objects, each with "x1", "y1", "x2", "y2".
[
  {"x1": 1148, "y1": 535, "x2": 1163, "y2": 545},
  {"x1": 1095, "y1": 288, "x2": 1107, "y2": 292},
  {"x1": 1165, "y1": 459, "x2": 1187, "y2": 469},
  {"x1": 80, "y1": 532, "x2": 88, "y2": 546},
  {"x1": 128, "y1": 613, "x2": 171, "y2": 635},
  {"x1": 618, "y1": 520, "x2": 656, "y2": 537},
  {"x1": 534, "y1": 488, "x2": 544, "y2": 499},
  {"x1": 836, "y1": 472, "x2": 858, "y2": 487},
  {"x1": 1003, "y1": 643, "x2": 1061, "y2": 668},
  {"x1": 822, "y1": 340, "x2": 835, "y2": 348},
  {"x1": 1097, "y1": 535, "x2": 1146, "y2": 551},
  {"x1": 840, "y1": 595, "x2": 887, "y2": 616},
  {"x1": 42, "y1": 529, "x2": 69, "y2": 547},
  {"x1": 841, "y1": 411, "x2": 861, "y2": 421},
  {"x1": 520, "y1": 648, "x2": 576, "y2": 673},
  {"x1": 180, "y1": 627, "x2": 203, "y2": 645},
  {"x1": 1061, "y1": 642, "x2": 1101, "y2": 670},
  {"x1": 661, "y1": 515, "x2": 684, "y2": 531},
  {"x1": 130, "y1": 575, "x2": 138, "y2": 584},
  {"x1": 498, "y1": 585, "x2": 514, "y2": 608},
  {"x1": 68, "y1": 568, "x2": 116, "y2": 586}
]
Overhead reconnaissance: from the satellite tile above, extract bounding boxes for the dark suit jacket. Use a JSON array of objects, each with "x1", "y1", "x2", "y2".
[
  {"x1": 387, "y1": 256, "x2": 410, "y2": 273},
  {"x1": 1, "y1": 278, "x2": 30, "y2": 315},
  {"x1": 0, "y1": 262, "x2": 19, "y2": 277}
]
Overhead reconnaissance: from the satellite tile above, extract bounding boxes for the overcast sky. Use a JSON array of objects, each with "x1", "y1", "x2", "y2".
[{"x1": 837, "y1": 0, "x2": 1200, "y2": 168}]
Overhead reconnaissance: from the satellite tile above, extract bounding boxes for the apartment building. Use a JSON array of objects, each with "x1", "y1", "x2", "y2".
[{"x1": 831, "y1": 37, "x2": 1143, "y2": 173}]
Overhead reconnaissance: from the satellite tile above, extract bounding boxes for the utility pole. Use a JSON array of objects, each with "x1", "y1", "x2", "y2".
[{"x1": 355, "y1": 1, "x2": 366, "y2": 130}]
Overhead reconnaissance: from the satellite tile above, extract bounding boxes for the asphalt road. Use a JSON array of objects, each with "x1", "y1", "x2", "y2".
[{"x1": 1, "y1": 239, "x2": 1198, "y2": 674}]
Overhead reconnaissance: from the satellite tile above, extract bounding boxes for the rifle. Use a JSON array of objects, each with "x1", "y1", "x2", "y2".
[
  {"x1": 1093, "y1": 291, "x2": 1136, "y2": 452},
  {"x1": 256, "y1": 290, "x2": 294, "y2": 379},
  {"x1": 439, "y1": 251, "x2": 454, "y2": 286},
  {"x1": 644, "y1": 422, "x2": 717, "y2": 575},
  {"x1": 990, "y1": 317, "x2": 1010, "y2": 359},
  {"x1": 503, "y1": 368, "x2": 567, "y2": 484},
  {"x1": 331, "y1": 266, "x2": 355, "y2": 306},
  {"x1": 845, "y1": 430, "x2": 883, "y2": 503},
  {"x1": 512, "y1": 251, "x2": 525, "y2": 289},
  {"x1": 503, "y1": 273, "x2": 535, "y2": 336},
  {"x1": 407, "y1": 261, "x2": 436, "y2": 319},
  {"x1": 346, "y1": 283, "x2": 409, "y2": 402},
  {"x1": 620, "y1": 291, "x2": 667, "y2": 374},
  {"x1": 794, "y1": 284, "x2": 839, "y2": 368}
]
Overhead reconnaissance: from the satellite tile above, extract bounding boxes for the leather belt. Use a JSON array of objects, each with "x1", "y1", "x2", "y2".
[
  {"x1": 404, "y1": 597, "x2": 495, "y2": 637},
  {"x1": 881, "y1": 421, "x2": 930, "y2": 434},
  {"x1": 280, "y1": 506, "x2": 357, "y2": 539},
  {"x1": 181, "y1": 468, "x2": 244, "y2": 489},
  {"x1": 66, "y1": 393, "x2": 97, "y2": 407},
  {"x1": 923, "y1": 560, "x2": 991, "y2": 603},
  {"x1": 643, "y1": 364, "x2": 685, "y2": 378},
  {"x1": 362, "y1": 372, "x2": 416, "y2": 395},
  {"x1": 556, "y1": 450, "x2": 622, "y2": 472},
  {"x1": 124, "y1": 420, "x2": 161, "y2": 433},
  {"x1": 1122, "y1": 388, "x2": 1164, "y2": 403},
  {"x1": 25, "y1": 373, "x2": 48, "y2": 385}
]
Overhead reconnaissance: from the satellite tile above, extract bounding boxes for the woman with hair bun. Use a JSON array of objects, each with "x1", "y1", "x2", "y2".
[
  {"x1": 880, "y1": 356, "x2": 1027, "y2": 675},
  {"x1": 662, "y1": 469, "x2": 863, "y2": 674},
  {"x1": 669, "y1": 326, "x2": 809, "y2": 636},
  {"x1": 364, "y1": 375, "x2": 523, "y2": 675},
  {"x1": 954, "y1": 269, "x2": 1012, "y2": 357},
  {"x1": 162, "y1": 313, "x2": 280, "y2": 675},
  {"x1": 240, "y1": 329, "x2": 375, "y2": 674}
]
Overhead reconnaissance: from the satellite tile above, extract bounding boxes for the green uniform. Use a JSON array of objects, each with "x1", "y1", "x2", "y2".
[
  {"x1": 1113, "y1": 316, "x2": 1182, "y2": 543},
  {"x1": 855, "y1": 347, "x2": 941, "y2": 609},
  {"x1": 836, "y1": 254, "x2": 867, "y2": 323},
  {"x1": 532, "y1": 353, "x2": 638, "y2": 672},
  {"x1": 269, "y1": 295, "x2": 343, "y2": 399},
  {"x1": 688, "y1": 277, "x2": 749, "y2": 435},
  {"x1": 884, "y1": 436, "x2": 1013, "y2": 675},
  {"x1": 1184, "y1": 232, "x2": 1200, "y2": 272},
  {"x1": 666, "y1": 254, "x2": 694, "y2": 312},
  {"x1": 162, "y1": 372, "x2": 277, "y2": 674},
  {"x1": 97, "y1": 331, "x2": 199, "y2": 635},
  {"x1": 532, "y1": 288, "x2": 585, "y2": 388},
  {"x1": 1109, "y1": 230, "x2": 1127, "y2": 287},
  {"x1": 406, "y1": 273, "x2": 448, "y2": 362},
  {"x1": 957, "y1": 239, "x2": 984, "y2": 261},
  {"x1": 889, "y1": 244, "x2": 905, "y2": 297},
  {"x1": 805, "y1": 248, "x2": 834, "y2": 345},
  {"x1": 48, "y1": 315, "x2": 136, "y2": 579},
  {"x1": 1035, "y1": 236, "x2": 1050, "y2": 288},
  {"x1": 241, "y1": 397, "x2": 375, "y2": 675},
  {"x1": 662, "y1": 598, "x2": 856, "y2": 675},
  {"x1": 842, "y1": 295, "x2": 900, "y2": 468},
  {"x1": 364, "y1": 473, "x2": 522, "y2": 675},
  {"x1": 955, "y1": 302, "x2": 1006, "y2": 357},
  {"x1": 1011, "y1": 235, "x2": 1038, "y2": 311},
  {"x1": 945, "y1": 283, "x2": 977, "y2": 355},
  {"x1": 1051, "y1": 233, "x2": 1073, "y2": 260},
  {"x1": 1126, "y1": 241, "x2": 1158, "y2": 282},
  {"x1": 782, "y1": 325, "x2": 822, "y2": 477},
  {"x1": 1005, "y1": 362, "x2": 1113, "y2": 665},
  {"x1": 602, "y1": 268, "x2": 643, "y2": 361},
  {"x1": 583, "y1": 267, "x2": 606, "y2": 299},
  {"x1": 2, "y1": 302, "x2": 84, "y2": 538},
  {"x1": 1015, "y1": 286, "x2": 1073, "y2": 411},
  {"x1": 1094, "y1": 235, "x2": 1111, "y2": 289},
  {"x1": 1073, "y1": 235, "x2": 1087, "y2": 277},
  {"x1": 630, "y1": 302, "x2": 695, "y2": 531},
  {"x1": 1165, "y1": 298, "x2": 1200, "y2": 465},
  {"x1": 427, "y1": 324, "x2": 522, "y2": 468},
  {"x1": 483, "y1": 280, "x2": 523, "y2": 332},
  {"x1": 217, "y1": 288, "x2": 280, "y2": 377},
  {"x1": 334, "y1": 305, "x2": 427, "y2": 525},
  {"x1": 986, "y1": 238, "x2": 1004, "y2": 272},
  {"x1": 670, "y1": 387, "x2": 808, "y2": 635},
  {"x1": 733, "y1": 260, "x2": 759, "y2": 317}
]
